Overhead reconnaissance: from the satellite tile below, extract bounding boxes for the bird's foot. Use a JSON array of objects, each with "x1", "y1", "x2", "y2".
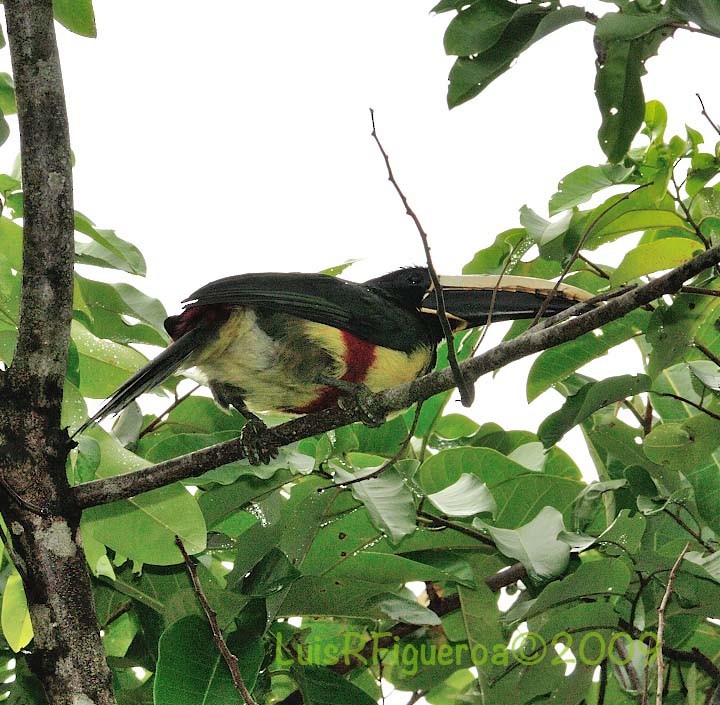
[
  {"x1": 317, "y1": 376, "x2": 386, "y2": 428},
  {"x1": 240, "y1": 415, "x2": 280, "y2": 466}
]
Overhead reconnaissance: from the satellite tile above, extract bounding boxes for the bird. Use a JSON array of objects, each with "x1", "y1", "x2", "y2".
[{"x1": 74, "y1": 267, "x2": 591, "y2": 463}]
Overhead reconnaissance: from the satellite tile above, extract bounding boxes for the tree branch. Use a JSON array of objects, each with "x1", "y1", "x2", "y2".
[{"x1": 73, "y1": 240, "x2": 720, "y2": 509}]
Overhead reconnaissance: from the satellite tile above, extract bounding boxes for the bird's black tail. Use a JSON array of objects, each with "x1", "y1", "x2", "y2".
[{"x1": 72, "y1": 324, "x2": 217, "y2": 438}]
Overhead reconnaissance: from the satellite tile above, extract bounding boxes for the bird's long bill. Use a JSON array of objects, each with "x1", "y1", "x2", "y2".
[{"x1": 421, "y1": 275, "x2": 593, "y2": 328}]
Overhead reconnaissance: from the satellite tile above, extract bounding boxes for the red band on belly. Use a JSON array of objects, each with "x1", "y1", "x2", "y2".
[{"x1": 287, "y1": 331, "x2": 377, "y2": 414}]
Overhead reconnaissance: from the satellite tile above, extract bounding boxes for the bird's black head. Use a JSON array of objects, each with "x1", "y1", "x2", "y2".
[{"x1": 363, "y1": 266, "x2": 431, "y2": 310}]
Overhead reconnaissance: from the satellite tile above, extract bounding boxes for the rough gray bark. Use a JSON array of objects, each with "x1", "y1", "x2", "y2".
[{"x1": 0, "y1": 0, "x2": 115, "y2": 702}]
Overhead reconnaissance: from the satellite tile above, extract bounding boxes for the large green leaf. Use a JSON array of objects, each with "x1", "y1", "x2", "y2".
[
  {"x1": 418, "y1": 447, "x2": 584, "y2": 528},
  {"x1": 75, "y1": 276, "x2": 168, "y2": 345},
  {"x1": 447, "y1": 5, "x2": 585, "y2": 108},
  {"x1": 611, "y1": 238, "x2": 703, "y2": 285},
  {"x1": 81, "y1": 430, "x2": 206, "y2": 565},
  {"x1": 672, "y1": 0, "x2": 720, "y2": 34},
  {"x1": 594, "y1": 38, "x2": 645, "y2": 162},
  {"x1": 549, "y1": 163, "x2": 633, "y2": 215},
  {"x1": 474, "y1": 506, "x2": 570, "y2": 581},
  {"x1": 154, "y1": 616, "x2": 263, "y2": 705},
  {"x1": 71, "y1": 320, "x2": 148, "y2": 398},
  {"x1": 292, "y1": 665, "x2": 378, "y2": 705},
  {"x1": 538, "y1": 374, "x2": 651, "y2": 447},
  {"x1": 527, "y1": 310, "x2": 648, "y2": 402}
]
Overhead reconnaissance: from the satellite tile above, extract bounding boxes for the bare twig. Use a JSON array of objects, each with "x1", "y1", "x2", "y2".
[
  {"x1": 175, "y1": 537, "x2": 258, "y2": 705},
  {"x1": 530, "y1": 183, "x2": 652, "y2": 326},
  {"x1": 369, "y1": 109, "x2": 474, "y2": 406},
  {"x1": 416, "y1": 509, "x2": 495, "y2": 547},
  {"x1": 697, "y1": 94, "x2": 720, "y2": 137},
  {"x1": 653, "y1": 392, "x2": 720, "y2": 421},
  {"x1": 680, "y1": 285, "x2": 720, "y2": 297},
  {"x1": 695, "y1": 339, "x2": 720, "y2": 368},
  {"x1": 331, "y1": 401, "x2": 423, "y2": 489},
  {"x1": 138, "y1": 383, "x2": 201, "y2": 439},
  {"x1": 671, "y1": 174, "x2": 709, "y2": 248},
  {"x1": 656, "y1": 543, "x2": 690, "y2": 705}
]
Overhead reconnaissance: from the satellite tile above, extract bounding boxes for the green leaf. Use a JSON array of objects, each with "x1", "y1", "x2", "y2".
[
  {"x1": 433, "y1": 413, "x2": 480, "y2": 439},
  {"x1": 689, "y1": 360, "x2": 720, "y2": 391},
  {"x1": 53, "y1": 0, "x2": 97, "y2": 37},
  {"x1": 474, "y1": 506, "x2": 570, "y2": 581},
  {"x1": 75, "y1": 212, "x2": 146, "y2": 276},
  {"x1": 595, "y1": 12, "x2": 671, "y2": 42},
  {"x1": 672, "y1": 0, "x2": 720, "y2": 34},
  {"x1": 0, "y1": 73, "x2": 16, "y2": 115},
  {"x1": 448, "y1": 5, "x2": 586, "y2": 108},
  {"x1": 527, "y1": 310, "x2": 648, "y2": 401},
  {"x1": 292, "y1": 665, "x2": 378, "y2": 705},
  {"x1": 0, "y1": 111, "x2": 10, "y2": 149},
  {"x1": 549, "y1": 163, "x2": 633, "y2": 215},
  {"x1": 426, "y1": 473, "x2": 496, "y2": 517},
  {"x1": 81, "y1": 429, "x2": 206, "y2": 566},
  {"x1": 1, "y1": 573, "x2": 32, "y2": 652},
  {"x1": 332, "y1": 455, "x2": 416, "y2": 545},
  {"x1": 611, "y1": 238, "x2": 703, "y2": 285},
  {"x1": 643, "y1": 99, "x2": 667, "y2": 142},
  {"x1": 374, "y1": 594, "x2": 441, "y2": 626},
  {"x1": 154, "y1": 616, "x2": 263, "y2": 705},
  {"x1": 443, "y1": 0, "x2": 516, "y2": 56},
  {"x1": 538, "y1": 374, "x2": 651, "y2": 447},
  {"x1": 523, "y1": 559, "x2": 631, "y2": 621},
  {"x1": 71, "y1": 320, "x2": 148, "y2": 398},
  {"x1": 75, "y1": 276, "x2": 169, "y2": 346},
  {"x1": 419, "y1": 447, "x2": 584, "y2": 528},
  {"x1": 643, "y1": 413, "x2": 720, "y2": 472},
  {"x1": 595, "y1": 39, "x2": 646, "y2": 162}
]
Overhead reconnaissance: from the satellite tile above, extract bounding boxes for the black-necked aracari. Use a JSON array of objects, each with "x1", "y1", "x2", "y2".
[{"x1": 74, "y1": 267, "x2": 590, "y2": 462}]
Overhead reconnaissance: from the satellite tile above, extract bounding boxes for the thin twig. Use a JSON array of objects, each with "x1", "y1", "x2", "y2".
[
  {"x1": 653, "y1": 392, "x2": 720, "y2": 421},
  {"x1": 697, "y1": 94, "x2": 720, "y2": 137},
  {"x1": 656, "y1": 543, "x2": 690, "y2": 705},
  {"x1": 331, "y1": 401, "x2": 423, "y2": 489},
  {"x1": 663, "y1": 506, "x2": 716, "y2": 553},
  {"x1": 529, "y1": 183, "x2": 652, "y2": 326},
  {"x1": 578, "y1": 253, "x2": 610, "y2": 279},
  {"x1": 416, "y1": 509, "x2": 495, "y2": 547},
  {"x1": 680, "y1": 285, "x2": 720, "y2": 297},
  {"x1": 643, "y1": 397, "x2": 654, "y2": 435},
  {"x1": 671, "y1": 174, "x2": 709, "y2": 248},
  {"x1": 138, "y1": 383, "x2": 201, "y2": 439},
  {"x1": 369, "y1": 109, "x2": 474, "y2": 406},
  {"x1": 175, "y1": 537, "x2": 258, "y2": 705},
  {"x1": 695, "y1": 340, "x2": 720, "y2": 367}
]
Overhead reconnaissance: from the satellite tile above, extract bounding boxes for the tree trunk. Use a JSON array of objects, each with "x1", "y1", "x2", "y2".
[{"x1": 0, "y1": 0, "x2": 115, "y2": 702}]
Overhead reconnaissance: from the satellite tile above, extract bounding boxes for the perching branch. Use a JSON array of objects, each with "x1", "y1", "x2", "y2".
[{"x1": 73, "y1": 239, "x2": 720, "y2": 509}]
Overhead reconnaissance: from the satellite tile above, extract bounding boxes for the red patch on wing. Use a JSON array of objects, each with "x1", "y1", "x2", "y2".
[{"x1": 288, "y1": 330, "x2": 377, "y2": 414}]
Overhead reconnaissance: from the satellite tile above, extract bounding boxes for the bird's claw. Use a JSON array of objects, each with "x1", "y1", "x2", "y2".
[
  {"x1": 335, "y1": 382, "x2": 386, "y2": 428},
  {"x1": 240, "y1": 417, "x2": 279, "y2": 466}
]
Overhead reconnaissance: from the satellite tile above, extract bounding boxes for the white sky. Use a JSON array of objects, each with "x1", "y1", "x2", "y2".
[
  {"x1": 2, "y1": 2, "x2": 717, "y2": 702},
  {"x1": 8, "y1": 0, "x2": 711, "y2": 463}
]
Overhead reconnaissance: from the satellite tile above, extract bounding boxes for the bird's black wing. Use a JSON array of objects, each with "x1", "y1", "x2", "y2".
[{"x1": 183, "y1": 272, "x2": 431, "y2": 352}]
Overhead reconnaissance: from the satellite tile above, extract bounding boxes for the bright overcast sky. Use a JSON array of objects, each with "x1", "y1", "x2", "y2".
[{"x1": 2, "y1": 0, "x2": 719, "y2": 453}]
